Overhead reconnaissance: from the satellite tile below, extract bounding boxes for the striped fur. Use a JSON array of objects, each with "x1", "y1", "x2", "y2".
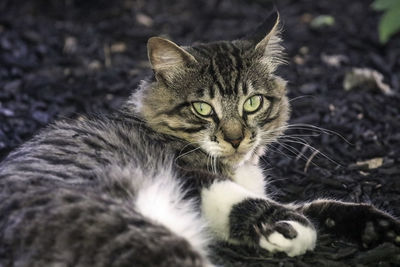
[
  {"x1": 1, "y1": 11, "x2": 399, "y2": 267},
  {"x1": 133, "y1": 35, "x2": 290, "y2": 168}
]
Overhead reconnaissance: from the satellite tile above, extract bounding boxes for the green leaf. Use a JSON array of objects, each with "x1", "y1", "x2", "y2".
[
  {"x1": 310, "y1": 15, "x2": 335, "y2": 29},
  {"x1": 379, "y1": 6, "x2": 400, "y2": 43},
  {"x1": 372, "y1": 0, "x2": 399, "y2": 11}
]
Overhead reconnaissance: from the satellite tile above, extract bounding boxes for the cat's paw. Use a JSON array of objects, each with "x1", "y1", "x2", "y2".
[
  {"x1": 228, "y1": 198, "x2": 317, "y2": 256},
  {"x1": 360, "y1": 212, "x2": 400, "y2": 248},
  {"x1": 320, "y1": 204, "x2": 400, "y2": 248},
  {"x1": 257, "y1": 220, "x2": 317, "y2": 257}
]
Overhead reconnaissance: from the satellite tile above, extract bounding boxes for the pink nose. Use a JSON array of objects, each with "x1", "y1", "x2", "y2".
[{"x1": 226, "y1": 137, "x2": 243, "y2": 148}]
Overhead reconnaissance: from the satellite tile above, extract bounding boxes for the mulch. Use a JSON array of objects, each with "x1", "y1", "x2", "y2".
[{"x1": 1, "y1": 0, "x2": 399, "y2": 266}]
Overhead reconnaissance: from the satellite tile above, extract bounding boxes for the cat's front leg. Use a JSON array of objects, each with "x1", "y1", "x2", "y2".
[
  {"x1": 300, "y1": 199, "x2": 400, "y2": 248},
  {"x1": 201, "y1": 181, "x2": 317, "y2": 256}
]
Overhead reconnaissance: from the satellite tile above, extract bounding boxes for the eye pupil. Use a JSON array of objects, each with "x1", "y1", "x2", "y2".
[
  {"x1": 193, "y1": 102, "x2": 213, "y2": 116},
  {"x1": 243, "y1": 95, "x2": 262, "y2": 113}
]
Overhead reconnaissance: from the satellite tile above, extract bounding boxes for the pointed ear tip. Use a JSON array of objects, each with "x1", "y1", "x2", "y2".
[
  {"x1": 147, "y1": 37, "x2": 163, "y2": 47},
  {"x1": 147, "y1": 37, "x2": 180, "y2": 52},
  {"x1": 271, "y1": 9, "x2": 280, "y2": 24}
]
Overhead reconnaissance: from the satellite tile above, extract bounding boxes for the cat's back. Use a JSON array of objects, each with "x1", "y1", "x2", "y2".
[
  {"x1": 0, "y1": 114, "x2": 174, "y2": 185},
  {"x1": 0, "y1": 114, "x2": 209, "y2": 267}
]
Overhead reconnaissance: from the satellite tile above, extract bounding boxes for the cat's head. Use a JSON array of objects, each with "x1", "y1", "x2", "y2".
[{"x1": 131, "y1": 11, "x2": 289, "y2": 167}]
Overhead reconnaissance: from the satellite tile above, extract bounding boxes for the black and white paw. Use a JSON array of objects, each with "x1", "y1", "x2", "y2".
[
  {"x1": 360, "y1": 213, "x2": 400, "y2": 248},
  {"x1": 257, "y1": 220, "x2": 317, "y2": 257},
  {"x1": 229, "y1": 198, "x2": 317, "y2": 256},
  {"x1": 318, "y1": 203, "x2": 400, "y2": 248}
]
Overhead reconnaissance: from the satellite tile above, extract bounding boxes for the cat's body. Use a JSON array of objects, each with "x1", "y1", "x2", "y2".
[
  {"x1": 0, "y1": 113, "x2": 211, "y2": 266},
  {"x1": 1, "y1": 12, "x2": 399, "y2": 267}
]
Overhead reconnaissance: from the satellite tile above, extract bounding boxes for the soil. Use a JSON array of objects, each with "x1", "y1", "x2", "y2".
[{"x1": 1, "y1": 0, "x2": 399, "y2": 266}]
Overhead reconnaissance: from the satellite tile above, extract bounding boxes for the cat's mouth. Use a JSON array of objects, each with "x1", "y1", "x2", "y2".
[
  {"x1": 218, "y1": 146, "x2": 256, "y2": 164},
  {"x1": 201, "y1": 135, "x2": 259, "y2": 165},
  {"x1": 221, "y1": 151, "x2": 245, "y2": 158}
]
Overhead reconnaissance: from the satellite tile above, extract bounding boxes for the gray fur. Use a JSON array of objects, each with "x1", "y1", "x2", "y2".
[
  {"x1": 0, "y1": 17, "x2": 289, "y2": 265},
  {"x1": 0, "y1": 114, "x2": 207, "y2": 266},
  {"x1": 1, "y1": 11, "x2": 399, "y2": 267},
  {"x1": 0, "y1": 24, "x2": 289, "y2": 265}
]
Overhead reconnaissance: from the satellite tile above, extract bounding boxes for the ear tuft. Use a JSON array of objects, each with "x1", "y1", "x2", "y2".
[
  {"x1": 147, "y1": 37, "x2": 196, "y2": 73},
  {"x1": 250, "y1": 10, "x2": 280, "y2": 47},
  {"x1": 246, "y1": 10, "x2": 285, "y2": 71}
]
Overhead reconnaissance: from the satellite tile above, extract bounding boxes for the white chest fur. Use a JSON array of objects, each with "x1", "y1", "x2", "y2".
[
  {"x1": 232, "y1": 162, "x2": 266, "y2": 197},
  {"x1": 200, "y1": 160, "x2": 268, "y2": 241}
]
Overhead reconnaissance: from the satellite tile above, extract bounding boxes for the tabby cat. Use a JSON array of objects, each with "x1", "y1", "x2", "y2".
[{"x1": 0, "y1": 11, "x2": 399, "y2": 267}]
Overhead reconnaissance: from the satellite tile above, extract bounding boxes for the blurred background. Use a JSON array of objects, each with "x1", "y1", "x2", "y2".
[{"x1": 1, "y1": 0, "x2": 399, "y2": 265}]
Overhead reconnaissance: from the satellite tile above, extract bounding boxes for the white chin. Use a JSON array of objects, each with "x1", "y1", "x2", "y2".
[{"x1": 221, "y1": 149, "x2": 253, "y2": 166}]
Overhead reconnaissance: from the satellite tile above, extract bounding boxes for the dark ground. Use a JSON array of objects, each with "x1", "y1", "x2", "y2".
[{"x1": 1, "y1": 0, "x2": 400, "y2": 266}]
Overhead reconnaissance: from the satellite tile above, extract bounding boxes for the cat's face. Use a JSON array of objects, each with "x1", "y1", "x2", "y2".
[{"x1": 133, "y1": 13, "x2": 289, "y2": 167}]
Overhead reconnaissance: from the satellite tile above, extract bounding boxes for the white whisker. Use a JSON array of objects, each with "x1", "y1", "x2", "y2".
[
  {"x1": 285, "y1": 123, "x2": 352, "y2": 145},
  {"x1": 175, "y1": 147, "x2": 201, "y2": 162},
  {"x1": 288, "y1": 95, "x2": 314, "y2": 103},
  {"x1": 279, "y1": 137, "x2": 341, "y2": 166},
  {"x1": 304, "y1": 150, "x2": 319, "y2": 173}
]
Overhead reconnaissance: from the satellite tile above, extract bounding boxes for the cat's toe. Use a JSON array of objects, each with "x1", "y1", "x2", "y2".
[
  {"x1": 385, "y1": 230, "x2": 400, "y2": 244},
  {"x1": 384, "y1": 219, "x2": 400, "y2": 245},
  {"x1": 378, "y1": 219, "x2": 391, "y2": 228},
  {"x1": 361, "y1": 221, "x2": 380, "y2": 247},
  {"x1": 361, "y1": 214, "x2": 400, "y2": 248},
  {"x1": 274, "y1": 221, "x2": 298, "y2": 239},
  {"x1": 259, "y1": 220, "x2": 317, "y2": 257}
]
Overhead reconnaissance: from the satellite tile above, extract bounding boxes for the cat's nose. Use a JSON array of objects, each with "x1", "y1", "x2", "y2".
[
  {"x1": 221, "y1": 118, "x2": 244, "y2": 149},
  {"x1": 225, "y1": 136, "x2": 243, "y2": 149}
]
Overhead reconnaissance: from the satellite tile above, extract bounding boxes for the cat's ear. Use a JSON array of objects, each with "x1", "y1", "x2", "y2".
[
  {"x1": 250, "y1": 10, "x2": 280, "y2": 51},
  {"x1": 147, "y1": 37, "x2": 197, "y2": 81},
  {"x1": 247, "y1": 10, "x2": 284, "y2": 71}
]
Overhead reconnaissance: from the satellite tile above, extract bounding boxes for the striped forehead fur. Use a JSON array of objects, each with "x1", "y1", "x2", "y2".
[{"x1": 128, "y1": 28, "x2": 289, "y2": 167}]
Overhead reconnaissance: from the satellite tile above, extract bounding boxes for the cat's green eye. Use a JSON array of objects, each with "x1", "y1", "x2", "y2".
[
  {"x1": 192, "y1": 102, "x2": 213, "y2": 116},
  {"x1": 243, "y1": 95, "x2": 263, "y2": 113}
]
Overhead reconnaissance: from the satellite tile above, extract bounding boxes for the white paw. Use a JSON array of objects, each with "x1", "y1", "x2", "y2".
[{"x1": 259, "y1": 220, "x2": 317, "y2": 257}]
